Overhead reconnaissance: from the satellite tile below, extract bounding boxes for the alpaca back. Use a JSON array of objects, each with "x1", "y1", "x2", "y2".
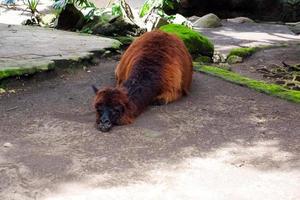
[{"x1": 115, "y1": 30, "x2": 193, "y2": 104}]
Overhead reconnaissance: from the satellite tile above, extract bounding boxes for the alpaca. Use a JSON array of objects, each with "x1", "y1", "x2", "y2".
[{"x1": 93, "y1": 30, "x2": 193, "y2": 132}]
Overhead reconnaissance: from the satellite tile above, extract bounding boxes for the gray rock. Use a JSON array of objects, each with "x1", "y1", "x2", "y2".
[
  {"x1": 193, "y1": 13, "x2": 222, "y2": 28},
  {"x1": 218, "y1": 63, "x2": 232, "y2": 71},
  {"x1": 145, "y1": 13, "x2": 169, "y2": 31},
  {"x1": 188, "y1": 15, "x2": 201, "y2": 23},
  {"x1": 227, "y1": 55, "x2": 243, "y2": 64},
  {"x1": 40, "y1": 14, "x2": 57, "y2": 27},
  {"x1": 85, "y1": 16, "x2": 144, "y2": 36},
  {"x1": 0, "y1": 23, "x2": 120, "y2": 79},
  {"x1": 227, "y1": 17, "x2": 255, "y2": 24},
  {"x1": 288, "y1": 22, "x2": 300, "y2": 35},
  {"x1": 56, "y1": 4, "x2": 85, "y2": 30},
  {"x1": 213, "y1": 52, "x2": 226, "y2": 63}
]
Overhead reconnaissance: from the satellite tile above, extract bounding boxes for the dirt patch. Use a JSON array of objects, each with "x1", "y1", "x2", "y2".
[{"x1": 231, "y1": 44, "x2": 300, "y2": 90}]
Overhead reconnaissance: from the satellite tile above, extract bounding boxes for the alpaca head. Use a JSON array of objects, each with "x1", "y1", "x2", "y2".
[{"x1": 93, "y1": 86, "x2": 133, "y2": 132}]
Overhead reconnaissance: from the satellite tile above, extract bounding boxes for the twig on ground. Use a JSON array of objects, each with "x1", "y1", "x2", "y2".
[{"x1": 6, "y1": 106, "x2": 18, "y2": 111}]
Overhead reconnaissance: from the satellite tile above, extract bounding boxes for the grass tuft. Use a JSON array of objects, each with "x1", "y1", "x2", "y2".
[{"x1": 194, "y1": 64, "x2": 300, "y2": 103}]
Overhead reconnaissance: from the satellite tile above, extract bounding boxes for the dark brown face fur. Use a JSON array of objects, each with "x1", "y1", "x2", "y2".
[{"x1": 93, "y1": 87, "x2": 129, "y2": 132}]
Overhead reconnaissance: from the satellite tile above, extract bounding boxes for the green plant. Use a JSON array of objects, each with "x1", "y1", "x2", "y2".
[
  {"x1": 53, "y1": 0, "x2": 96, "y2": 12},
  {"x1": 53, "y1": 0, "x2": 86, "y2": 9},
  {"x1": 27, "y1": 0, "x2": 39, "y2": 14},
  {"x1": 139, "y1": 0, "x2": 180, "y2": 17},
  {"x1": 163, "y1": 0, "x2": 179, "y2": 10},
  {"x1": 281, "y1": 0, "x2": 300, "y2": 21},
  {"x1": 53, "y1": 0, "x2": 101, "y2": 21},
  {"x1": 111, "y1": 2, "x2": 122, "y2": 16},
  {"x1": 80, "y1": 27, "x2": 93, "y2": 34}
]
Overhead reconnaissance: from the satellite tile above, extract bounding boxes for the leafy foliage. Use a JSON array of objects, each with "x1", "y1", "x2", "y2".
[
  {"x1": 53, "y1": 0, "x2": 102, "y2": 21},
  {"x1": 27, "y1": 0, "x2": 39, "y2": 14},
  {"x1": 163, "y1": 0, "x2": 179, "y2": 10},
  {"x1": 281, "y1": 0, "x2": 300, "y2": 21},
  {"x1": 53, "y1": 0, "x2": 93, "y2": 9},
  {"x1": 111, "y1": 2, "x2": 122, "y2": 16},
  {"x1": 139, "y1": 0, "x2": 180, "y2": 17}
]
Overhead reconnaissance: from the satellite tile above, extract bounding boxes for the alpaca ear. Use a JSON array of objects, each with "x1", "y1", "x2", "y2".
[{"x1": 91, "y1": 85, "x2": 98, "y2": 94}]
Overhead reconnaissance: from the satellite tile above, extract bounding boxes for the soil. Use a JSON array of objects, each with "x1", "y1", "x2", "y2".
[
  {"x1": 231, "y1": 44, "x2": 300, "y2": 90},
  {"x1": 0, "y1": 57, "x2": 299, "y2": 199}
]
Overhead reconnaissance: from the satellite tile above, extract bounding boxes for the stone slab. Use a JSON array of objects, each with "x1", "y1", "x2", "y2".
[{"x1": 0, "y1": 23, "x2": 120, "y2": 79}]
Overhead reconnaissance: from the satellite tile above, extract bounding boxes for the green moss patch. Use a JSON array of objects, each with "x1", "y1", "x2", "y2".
[
  {"x1": 194, "y1": 64, "x2": 300, "y2": 103},
  {"x1": 194, "y1": 56, "x2": 212, "y2": 63},
  {"x1": 113, "y1": 36, "x2": 135, "y2": 46},
  {"x1": 0, "y1": 63, "x2": 55, "y2": 80},
  {"x1": 227, "y1": 55, "x2": 243, "y2": 64},
  {"x1": 160, "y1": 24, "x2": 214, "y2": 58},
  {"x1": 227, "y1": 47, "x2": 257, "y2": 59}
]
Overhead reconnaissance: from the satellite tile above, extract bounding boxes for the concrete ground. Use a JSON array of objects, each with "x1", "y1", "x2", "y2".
[
  {"x1": 195, "y1": 21, "x2": 300, "y2": 55},
  {"x1": 231, "y1": 44, "x2": 300, "y2": 84},
  {"x1": 0, "y1": 58, "x2": 300, "y2": 200},
  {"x1": 0, "y1": 20, "x2": 300, "y2": 200},
  {"x1": 0, "y1": 23, "x2": 119, "y2": 79}
]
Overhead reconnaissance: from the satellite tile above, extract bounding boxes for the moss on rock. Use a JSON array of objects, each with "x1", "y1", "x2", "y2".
[
  {"x1": 0, "y1": 63, "x2": 55, "y2": 80},
  {"x1": 193, "y1": 13, "x2": 222, "y2": 28},
  {"x1": 194, "y1": 56, "x2": 212, "y2": 63},
  {"x1": 113, "y1": 36, "x2": 135, "y2": 46},
  {"x1": 227, "y1": 55, "x2": 243, "y2": 64},
  {"x1": 227, "y1": 47, "x2": 257, "y2": 59},
  {"x1": 159, "y1": 24, "x2": 214, "y2": 58}
]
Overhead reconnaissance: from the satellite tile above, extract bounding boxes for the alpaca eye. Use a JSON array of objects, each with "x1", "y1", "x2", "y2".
[
  {"x1": 112, "y1": 109, "x2": 119, "y2": 116},
  {"x1": 115, "y1": 106, "x2": 124, "y2": 114}
]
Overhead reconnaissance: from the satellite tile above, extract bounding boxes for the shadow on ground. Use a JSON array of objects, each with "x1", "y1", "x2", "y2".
[{"x1": 0, "y1": 58, "x2": 299, "y2": 199}]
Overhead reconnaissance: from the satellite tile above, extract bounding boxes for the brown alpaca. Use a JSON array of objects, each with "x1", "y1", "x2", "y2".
[{"x1": 93, "y1": 30, "x2": 193, "y2": 132}]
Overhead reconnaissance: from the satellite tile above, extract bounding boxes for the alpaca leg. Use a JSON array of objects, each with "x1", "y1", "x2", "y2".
[{"x1": 155, "y1": 89, "x2": 182, "y2": 104}]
